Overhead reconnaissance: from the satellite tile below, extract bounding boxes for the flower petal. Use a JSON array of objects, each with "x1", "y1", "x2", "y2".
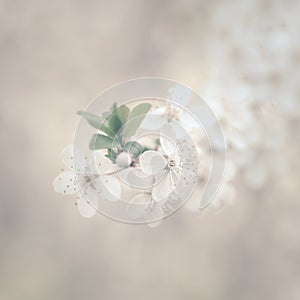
[
  {"x1": 174, "y1": 142, "x2": 190, "y2": 164},
  {"x1": 178, "y1": 110, "x2": 199, "y2": 131},
  {"x1": 141, "y1": 108, "x2": 167, "y2": 130},
  {"x1": 120, "y1": 168, "x2": 154, "y2": 189},
  {"x1": 61, "y1": 145, "x2": 75, "y2": 170},
  {"x1": 97, "y1": 175, "x2": 121, "y2": 202},
  {"x1": 61, "y1": 144, "x2": 87, "y2": 174},
  {"x1": 168, "y1": 85, "x2": 192, "y2": 107},
  {"x1": 76, "y1": 191, "x2": 96, "y2": 218},
  {"x1": 53, "y1": 171, "x2": 78, "y2": 194},
  {"x1": 91, "y1": 151, "x2": 113, "y2": 175},
  {"x1": 139, "y1": 150, "x2": 167, "y2": 176},
  {"x1": 160, "y1": 124, "x2": 177, "y2": 156},
  {"x1": 166, "y1": 121, "x2": 190, "y2": 140},
  {"x1": 152, "y1": 174, "x2": 174, "y2": 202}
]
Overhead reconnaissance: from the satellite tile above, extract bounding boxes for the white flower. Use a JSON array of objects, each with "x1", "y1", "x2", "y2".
[
  {"x1": 125, "y1": 193, "x2": 163, "y2": 221},
  {"x1": 200, "y1": 83, "x2": 256, "y2": 152},
  {"x1": 53, "y1": 145, "x2": 121, "y2": 218},
  {"x1": 141, "y1": 85, "x2": 199, "y2": 135},
  {"x1": 139, "y1": 124, "x2": 198, "y2": 203},
  {"x1": 125, "y1": 192, "x2": 164, "y2": 228}
]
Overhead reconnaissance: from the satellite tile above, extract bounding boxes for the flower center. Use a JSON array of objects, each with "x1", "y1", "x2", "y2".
[
  {"x1": 85, "y1": 176, "x2": 91, "y2": 182},
  {"x1": 168, "y1": 159, "x2": 177, "y2": 168}
]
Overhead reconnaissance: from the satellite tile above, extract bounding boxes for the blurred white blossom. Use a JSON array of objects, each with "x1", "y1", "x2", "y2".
[
  {"x1": 141, "y1": 85, "x2": 199, "y2": 135},
  {"x1": 196, "y1": 0, "x2": 299, "y2": 198}
]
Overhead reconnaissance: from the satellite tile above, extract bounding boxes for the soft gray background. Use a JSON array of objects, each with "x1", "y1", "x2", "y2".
[{"x1": 0, "y1": 1, "x2": 299, "y2": 299}]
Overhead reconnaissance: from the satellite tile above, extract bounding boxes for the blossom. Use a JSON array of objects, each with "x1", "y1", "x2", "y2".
[
  {"x1": 200, "y1": 84, "x2": 256, "y2": 152},
  {"x1": 139, "y1": 124, "x2": 198, "y2": 203},
  {"x1": 53, "y1": 145, "x2": 121, "y2": 218},
  {"x1": 141, "y1": 85, "x2": 199, "y2": 135},
  {"x1": 202, "y1": 0, "x2": 299, "y2": 190}
]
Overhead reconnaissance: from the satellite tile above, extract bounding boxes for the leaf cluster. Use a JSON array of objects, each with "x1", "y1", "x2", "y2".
[{"x1": 78, "y1": 102, "x2": 151, "y2": 161}]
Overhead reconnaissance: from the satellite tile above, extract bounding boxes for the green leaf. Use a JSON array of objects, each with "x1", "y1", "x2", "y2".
[
  {"x1": 89, "y1": 134, "x2": 114, "y2": 150},
  {"x1": 124, "y1": 141, "x2": 143, "y2": 158},
  {"x1": 98, "y1": 124, "x2": 115, "y2": 137},
  {"x1": 117, "y1": 105, "x2": 130, "y2": 124},
  {"x1": 124, "y1": 103, "x2": 151, "y2": 138},
  {"x1": 77, "y1": 110, "x2": 114, "y2": 137},
  {"x1": 105, "y1": 148, "x2": 117, "y2": 162},
  {"x1": 110, "y1": 102, "x2": 117, "y2": 112},
  {"x1": 107, "y1": 105, "x2": 123, "y2": 134},
  {"x1": 142, "y1": 146, "x2": 150, "y2": 152},
  {"x1": 77, "y1": 110, "x2": 103, "y2": 129},
  {"x1": 102, "y1": 111, "x2": 110, "y2": 120}
]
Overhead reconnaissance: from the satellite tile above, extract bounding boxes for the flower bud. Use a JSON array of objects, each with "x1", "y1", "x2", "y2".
[{"x1": 116, "y1": 152, "x2": 132, "y2": 168}]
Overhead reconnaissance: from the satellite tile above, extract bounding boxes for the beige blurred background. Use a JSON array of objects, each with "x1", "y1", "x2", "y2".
[{"x1": 0, "y1": 0, "x2": 299, "y2": 299}]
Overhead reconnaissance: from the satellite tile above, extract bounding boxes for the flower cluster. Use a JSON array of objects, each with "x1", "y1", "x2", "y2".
[
  {"x1": 54, "y1": 98, "x2": 199, "y2": 222},
  {"x1": 54, "y1": 36, "x2": 297, "y2": 223}
]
